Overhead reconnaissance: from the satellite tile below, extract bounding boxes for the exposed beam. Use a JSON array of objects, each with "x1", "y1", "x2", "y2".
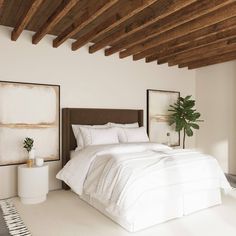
[
  {"x1": 118, "y1": 0, "x2": 235, "y2": 59},
  {"x1": 154, "y1": 27, "x2": 236, "y2": 64},
  {"x1": 145, "y1": 54, "x2": 159, "y2": 63},
  {"x1": 179, "y1": 50, "x2": 236, "y2": 69},
  {"x1": 166, "y1": 39, "x2": 236, "y2": 66},
  {"x1": 71, "y1": 0, "x2": 158, "y2": 51},
  {"x1": 11, "y1": 0, "x2": 44, "y2": 41},
  {"x1": 32, "y1": 0, "x2": 77, "y2": 44},
  {"x1": 89, "y1": 0, "x2": 196, "y2": 54},
  {"x1": 70, "y1": 15, "x2": 119, "y2": 50},
  {"x1": 53, "y1": 0, "x2": 119, "y2": 48},
  {"x1": 136, "y1": 26, "x2": 236, "y2": 61},
  {"x1": 145, "y1": 16, "x2": 236, "y2": 63},
  {"x1": 71, "y1": 15, "x2": 120, "y2": 50}
]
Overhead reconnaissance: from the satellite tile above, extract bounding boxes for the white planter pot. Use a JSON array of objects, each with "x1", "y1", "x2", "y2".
[{"x1": 29, "y1": 149, "x2": 35, "y2": 159}]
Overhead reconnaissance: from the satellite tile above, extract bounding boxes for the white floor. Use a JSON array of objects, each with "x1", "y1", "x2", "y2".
[{"x1": 13, "y1": 189, "x2": 236, "y2": 236}]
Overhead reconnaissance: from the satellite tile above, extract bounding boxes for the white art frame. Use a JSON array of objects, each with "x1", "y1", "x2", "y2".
[
  {"x1": 0, "y1": 81, "x2": 60, "y2": 166},
  {"x1": 147, "y1": 89, "x2": 180, "y2": 147}
]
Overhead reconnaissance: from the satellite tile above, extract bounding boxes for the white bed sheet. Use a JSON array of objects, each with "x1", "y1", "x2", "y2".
[
  {"x1": 57, "y1": 142, "x2": 231, "y2": 232},
  {"x1": 81, "y1": 184, "x2": 222, "y2": 232}
]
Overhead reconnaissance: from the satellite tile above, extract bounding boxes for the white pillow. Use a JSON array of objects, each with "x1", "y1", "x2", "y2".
[
  {"x1": 121, "y1": 127, "x2": 149, "y2": 143},
  {"x1": 108, "y1": 122, "x2": 139, "y2": 128},
  {"x1": 79, "y1": 127, "x2": 119, "y2": 147},
  {"x1": 109, "y1": 122, "x2": 139, "y2": 142},
  {"x1": 72, "y1": 124, "x2": 109, "y2": 150}
]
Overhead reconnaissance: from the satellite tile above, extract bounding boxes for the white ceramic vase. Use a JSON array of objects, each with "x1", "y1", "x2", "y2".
[{"x1": 29, "y1": 148, "x2": 35, "y2": 160}]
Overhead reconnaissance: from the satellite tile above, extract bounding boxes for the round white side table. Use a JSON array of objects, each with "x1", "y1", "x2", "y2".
[{"x1": 18, "y1": 164, "x2": 49, "y2": 204}]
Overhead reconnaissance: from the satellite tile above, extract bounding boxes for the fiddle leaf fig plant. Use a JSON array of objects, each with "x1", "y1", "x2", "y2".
[
  {"x1": 168, "y1": 95, "x2": 201, "y2": 149},
  {"x1": 23, "y1": 137, "x2": 34, "y2": 152}
]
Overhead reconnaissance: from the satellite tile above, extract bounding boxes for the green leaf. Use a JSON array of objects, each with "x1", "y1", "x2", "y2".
[
  {"x1": 186, "y1": 128, "x2": 193, "y2": 137},
  {"x1": 184, "y1": 95, "x2": 192, "y2": 101},
  {"x1": 190, "y1": 123, "x2": 199, "y2": 129}
]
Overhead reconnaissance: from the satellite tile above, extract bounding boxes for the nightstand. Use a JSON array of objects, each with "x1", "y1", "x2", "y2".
[{"x1": 18, "y1": 164, "x2": 49, "y2": 204}]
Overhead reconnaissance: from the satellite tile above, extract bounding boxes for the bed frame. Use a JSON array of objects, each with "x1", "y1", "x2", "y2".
[
  {"x1": 62, "y1": 108, "x2": 143, "y2": 189},
  {"x1": 61, "y1": 108, "x2": 223, "y2": 232}
]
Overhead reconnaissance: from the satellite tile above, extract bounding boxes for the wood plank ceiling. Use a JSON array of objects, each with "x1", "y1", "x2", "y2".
[{"x1": 0, "y1": 0, "x2": 236, "y2": 69}]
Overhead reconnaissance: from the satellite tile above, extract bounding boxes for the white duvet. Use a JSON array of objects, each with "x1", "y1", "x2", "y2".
[{"x1": 57, "y1": 143, "x2": 231, "y2": 218}]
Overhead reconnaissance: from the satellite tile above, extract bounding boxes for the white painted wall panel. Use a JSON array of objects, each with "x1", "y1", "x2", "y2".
[{"x1": 196, "y1": 61, "x2": 236, "y2": 174}]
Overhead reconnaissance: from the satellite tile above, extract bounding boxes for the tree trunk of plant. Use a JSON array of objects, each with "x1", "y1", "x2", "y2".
[{"x1": 183, "y1": 128, "x2": 186, "y2": 149}]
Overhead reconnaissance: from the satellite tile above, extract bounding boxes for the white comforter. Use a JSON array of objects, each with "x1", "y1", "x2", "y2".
[{"x1": 57, "y1": 143, "x2": 231, "y2": 217}]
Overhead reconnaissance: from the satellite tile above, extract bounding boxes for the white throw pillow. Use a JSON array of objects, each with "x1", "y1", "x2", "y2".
[
  {"x1": 108, "y1": 122, "x2": 139, "y2": 142},
  {"x1": 79, "y1": 127, "x2": 119, "y2": 147},
  {"x1": 121, "y1": 127, "x2": 149, "y2": 143},
  {"x1": 72, "y1": 124, "x2": 109, "y2": 150},
  {"x1": 108, "y1": 122, "x2": 139, "y2": 128}
]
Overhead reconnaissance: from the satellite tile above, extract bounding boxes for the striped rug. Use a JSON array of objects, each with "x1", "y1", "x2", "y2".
[{"x1": 0, "y1": 200, "x2": 31, "y2": 236}]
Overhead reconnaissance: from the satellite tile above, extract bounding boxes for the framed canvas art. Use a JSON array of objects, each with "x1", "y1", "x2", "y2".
[
  {"x1": 0, "y1": 81, "x2": 60, "y2": 166},
  {"x1": 147, "y1": 89, "x2": 180, "y2": 147}
]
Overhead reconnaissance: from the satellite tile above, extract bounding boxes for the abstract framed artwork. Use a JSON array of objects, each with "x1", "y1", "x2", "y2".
[
  {"x1": 147, "y1": 89, "x2": 180, "y2": 147},
  {"x1": 0, "y1": 81, "x2": 60, "y2": 166}
]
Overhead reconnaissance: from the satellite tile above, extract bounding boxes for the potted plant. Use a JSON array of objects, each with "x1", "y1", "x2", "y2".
[
  {"x1": 23, "y1": 137, "x2": 35, "y2": 159},
  {"x1": 168, "y1": 95, "x2": 202, "y2": 149}
]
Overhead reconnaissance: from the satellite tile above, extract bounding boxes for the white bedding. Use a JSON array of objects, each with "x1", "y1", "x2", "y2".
[{"x1": 57, "y1": 143, "x2": 231, "y2": 231}]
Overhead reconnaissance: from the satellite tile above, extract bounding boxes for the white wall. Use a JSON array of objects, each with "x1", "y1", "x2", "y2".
[
  {"x1": 0, "y1": 26, "x2": 196, "y2": 199},
  {"x1": 196, "y1": 61, "x2": 236, "y2": 174}
]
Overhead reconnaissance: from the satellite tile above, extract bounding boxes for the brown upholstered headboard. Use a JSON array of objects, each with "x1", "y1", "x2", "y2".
[{"x1": 62, "y1": 108, "x2": 143, "y2": 188}]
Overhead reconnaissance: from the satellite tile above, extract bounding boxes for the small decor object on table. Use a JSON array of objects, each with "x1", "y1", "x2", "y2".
[
  {"x1": 18, "y1": 164, "x2": 49, "y2": 204},
  {"x1": 168, "y1": 95, "x2": 202, "y2": 149},
  {"x1": 35, "y1": 157, "x2": 44, "y2": 167},
  {"x1": 23, "y1": 137, "x2": 35, "y2": 167},
  {"x1": 166, "y1": 132, "x2": 171, "y2": 146}
]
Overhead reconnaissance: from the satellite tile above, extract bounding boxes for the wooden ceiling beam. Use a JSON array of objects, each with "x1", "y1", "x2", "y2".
[
  {"x1": 71, "y1": 15, "x2": 121, "y2": 51},
  {"x1": 88, "y1": 0, "x2": 196, "y2": 54},
  {"x1": 179, "y1": 50, "x2": 236, "y2": 69},
  {"x1": 118, "y1": 0, "x2": 236, "y2": 59},
  {"x1": 166, "y1": 39, "x2": 236, "y2": 66},
  {"x1": 135, "y1": 26, "x2": 236, "y2": 61},
  {"x1": 70, "y1": 15, "x2": 119, "y2": 50},
  {"x1": 155, "y1": 27, "x2": 236, "y2": 64},
  {"x1": 32, "y1": 0, "x2": 77, "y2": 44},
  {"x1": 71, "y1": 0, "x2": 158, "y2": 51},
  {"x1": 144, "y1": 16, "x2": 236, "y2": 63},
  {"x1": 145, "y1": 54, "x2": 159, "y2": 63},
  {"x1": 11, "y1": 0, "x2": 44, "y2": 41},
  {"x1": 53, "y1": 0, "x2": 119, "y2": 48}
]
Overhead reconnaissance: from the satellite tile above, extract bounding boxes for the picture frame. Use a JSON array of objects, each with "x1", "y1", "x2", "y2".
[
  {"x1": 0, "y1": 81, "x2": 60, "y2": 166},
  {"x1": 147, "y1": 89, "x2": 180, "y2": 147}
]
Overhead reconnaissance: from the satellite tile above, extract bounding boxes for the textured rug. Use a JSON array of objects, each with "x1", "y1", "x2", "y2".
[{"x1": 0, "y1": 200, "x2": 31, "y2": 236}]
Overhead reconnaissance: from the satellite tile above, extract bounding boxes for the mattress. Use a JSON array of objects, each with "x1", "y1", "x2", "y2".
[{"x1": 81, "y1": 181, "x2": 222, "y2": 232}]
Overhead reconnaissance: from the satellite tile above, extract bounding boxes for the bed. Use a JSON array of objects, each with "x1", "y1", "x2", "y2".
[{"x1": 57, "y1": 108, "x2": 231, "y2": 232}]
